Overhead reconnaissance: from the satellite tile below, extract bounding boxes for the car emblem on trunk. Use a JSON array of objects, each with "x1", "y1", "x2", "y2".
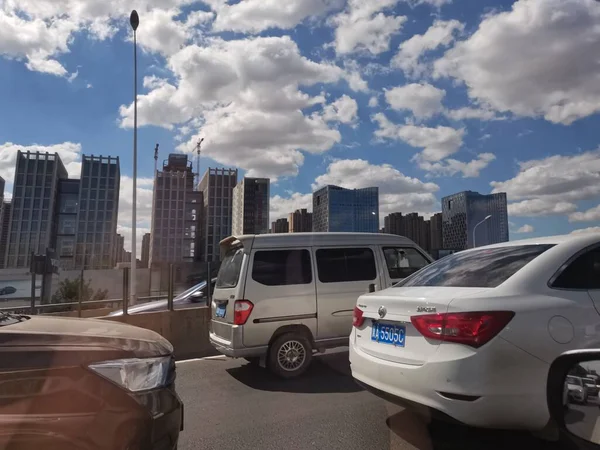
[
  {"x1": 417, "y1": 306, "x2": 436, "y2": 313},
  {"x1": 378, "y1": 306, "x2": 387, "y2": 318}
]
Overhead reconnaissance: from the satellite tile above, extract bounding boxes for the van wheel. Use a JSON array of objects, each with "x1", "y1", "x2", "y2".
[{"x1": 268, "y1": 333, "x2": 312, "y2": 378}]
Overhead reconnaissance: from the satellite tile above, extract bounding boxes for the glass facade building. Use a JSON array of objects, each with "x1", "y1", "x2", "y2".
[
  {"x1": 5, "y1": 151, "x2": 68, "y2": 268},
  {"x1": 313, "y1": 185, "x2": 379, "y2": 233},
  {"x1": 442, "y1": 190, "x2": 509, "y2": 250},
  {"x1": 232, "y1": 177, "x2": 270, "y2": 236},
  {"x1": 199, "y1": 167, "x2": 238, "y2": 262}
]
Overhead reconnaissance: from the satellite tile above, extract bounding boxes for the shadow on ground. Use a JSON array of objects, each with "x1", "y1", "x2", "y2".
[
  {"x1": 386, "y1": 409, "x2": 563, "y2": 450},
  {"x1": 226, "y1": 351, "x2": 362, "y2": 394}
]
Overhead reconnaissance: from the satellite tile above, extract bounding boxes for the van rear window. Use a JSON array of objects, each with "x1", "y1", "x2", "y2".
[{"x1": 216, "y1": 246, "x2": 244, "y2": 289}]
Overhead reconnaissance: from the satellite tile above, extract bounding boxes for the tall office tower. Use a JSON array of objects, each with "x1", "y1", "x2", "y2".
[
  {"x1": 56, "y1": 179, "x2": 80, "y2": 269},
  {"x1": 271, "y1": 218, "x2": 289, "y2": 233},
  {"x1": 442, "y1": 190, "x2": 509, "y2": 250},
  {"x1": 288, "y1": 208, "x2": 312, "y2": 232},
  {"x1": 199, "y1": 167, "x2": 238, "y2": 262},
  {"x1": 232, "y1": 177, "x2": 270, "y2": 235},
  {"x1": 5, "y1": 151, "x2": 68, "y2": 268},
  {"x1": 150, "y1": 154, "x2": 202, "y2": 266},
  {"x1": 429, "y1": 212, "x2": 443, "y2": 251},
  {"x1": 141, "y1": 233, "x2": 150, "y2": 268},
  {"x1": 73, "y1": 155, "x2": 120, "y2": 269},
  {"x1": 113, "y1": 233, "x2": 125, "y2": 265},
  {"x1": 0, "y1": 201, "x2": 10, "y2": 269},
  {"x1": 312, "y1": 185, "x2": 379, "y2": 233}
]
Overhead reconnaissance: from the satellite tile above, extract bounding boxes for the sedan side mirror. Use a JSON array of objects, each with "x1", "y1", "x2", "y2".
[
  {"x1": 548, "y1": 350, "x2": 600, "y2": 449},
  {"x1": 190, "y1": 291, "x2": 205, "y2": 302}
]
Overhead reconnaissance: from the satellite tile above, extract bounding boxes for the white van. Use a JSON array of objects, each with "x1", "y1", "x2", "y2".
[{"x1": 209, "y1": 232, "x2": 432, "y2": 377}]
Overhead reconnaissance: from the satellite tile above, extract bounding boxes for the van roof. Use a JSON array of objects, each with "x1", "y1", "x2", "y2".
[{"x1": 221, "y1": 232, "x2": 419, "y2": 250}]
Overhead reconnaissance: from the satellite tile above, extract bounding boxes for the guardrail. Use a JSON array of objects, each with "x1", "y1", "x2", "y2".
[{"x1": 0, "y1": 295, "x2": 167, "y2": 316}]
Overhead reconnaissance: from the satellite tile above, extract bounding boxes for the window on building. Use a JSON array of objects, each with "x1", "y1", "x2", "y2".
[{"x1": 316, "y1": 248, "x2": 376, "y2": 283}]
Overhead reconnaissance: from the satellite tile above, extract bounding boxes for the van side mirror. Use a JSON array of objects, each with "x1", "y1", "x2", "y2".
[
  {"x1": 548, "y1": 350, "x2": 600, "y2": 448},
  {"x1": 368, "y1": 283, "x2": 375, "y2": 293}
]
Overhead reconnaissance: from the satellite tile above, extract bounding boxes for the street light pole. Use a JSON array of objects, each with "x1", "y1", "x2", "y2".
[
  {"x1": 196, "y1": 138, "x2": 204, "y2": 189},
  {"x1": 130, "y1": 10, "x2": 139, "y2": 306},
  {"x1": 472, "y1": 214, "x2": 492, "y2": 248}
]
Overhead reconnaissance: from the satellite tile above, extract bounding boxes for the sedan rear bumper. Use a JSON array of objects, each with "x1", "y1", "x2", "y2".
[{"x1": 350, "y1": 330, "x2": 550, "y2": 430}]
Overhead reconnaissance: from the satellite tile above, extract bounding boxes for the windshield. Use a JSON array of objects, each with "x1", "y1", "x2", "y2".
[
  {"x1": 216, "y1": 247, "x2": 244, "y2": 289},
  {"x1": 399, "y1": 245, "x2": 555, "y2": 288}
]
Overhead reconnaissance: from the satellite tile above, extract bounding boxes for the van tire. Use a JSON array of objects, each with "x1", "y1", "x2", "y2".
[{"x1": 268, "y1": 333, "x2": 312, "y2": 378}]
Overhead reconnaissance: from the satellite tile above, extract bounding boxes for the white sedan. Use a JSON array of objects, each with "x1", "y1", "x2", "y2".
[{"x1": 350, "y1": 233, "x2": 600, "y2": 430}]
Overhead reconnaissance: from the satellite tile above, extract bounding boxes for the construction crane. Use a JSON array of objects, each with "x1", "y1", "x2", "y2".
[{"x1": 195, "y1": 138, "x2": 204, "y2": 188}]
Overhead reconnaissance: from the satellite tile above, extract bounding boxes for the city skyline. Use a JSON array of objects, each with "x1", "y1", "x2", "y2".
[{"x1": 0, "y1": 0, "x2": 598, "y2": 254}]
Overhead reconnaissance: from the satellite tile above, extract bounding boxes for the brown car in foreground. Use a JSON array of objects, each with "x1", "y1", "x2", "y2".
[{"x1": 0, "y1": 312, "x2": 183, "y2": 450}]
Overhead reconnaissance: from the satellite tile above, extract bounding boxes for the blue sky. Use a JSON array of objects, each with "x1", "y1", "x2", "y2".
[{"x1": 1, "y1": 0, "x2": 600, "y2": 251}]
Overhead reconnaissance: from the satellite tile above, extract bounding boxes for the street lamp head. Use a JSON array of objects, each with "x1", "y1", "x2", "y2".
[
  {"x1": 485, "y1": 214, "x2": 492, "y2": 220},
  {"x1": 130, "y1": 10, "x2": 139, "y2": 31}
]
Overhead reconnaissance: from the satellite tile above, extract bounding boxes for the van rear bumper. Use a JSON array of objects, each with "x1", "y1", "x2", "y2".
[{"x1": 209, "y1": 322, "x2": 267, "y2": 358}]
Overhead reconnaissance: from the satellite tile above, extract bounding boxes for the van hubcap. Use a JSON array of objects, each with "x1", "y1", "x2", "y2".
[{"x1": 277, "y1": 340, "x2": 306, "y2": 371}]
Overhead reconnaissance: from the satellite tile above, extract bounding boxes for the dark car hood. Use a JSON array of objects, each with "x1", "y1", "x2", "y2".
[{"x1": 0, "y1": 316, "x2": 172, "y2": 369}]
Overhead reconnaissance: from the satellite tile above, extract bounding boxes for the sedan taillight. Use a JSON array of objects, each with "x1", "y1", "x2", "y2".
[{"x1": 411, "y1": 311, "x2": 515, "y2": 348}]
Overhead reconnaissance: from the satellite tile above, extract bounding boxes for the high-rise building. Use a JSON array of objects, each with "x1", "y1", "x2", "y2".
[
  {"x1": 442, "y1": 190, "x2": 509, "y2": 250},
  {"x1": 150, "y1": 154, "x2": 202, "y2": 266},
  {"x1": 404, "y1": 213, "x2": 430, "y2": 252},
  {"x1": 0, "y1": 201, "x2": 10, "y2": 269},
  {"x1": 5, "y1": 151, "x2": 68, "y2": 268},
  {"x1": 56, "y1": 179, "x2": 80, "y2": 269},
  {"x1": 288, "y1": 208, "x2": 312, "y2": 233},
  {"x1": 384, "y1": 212, "x2": 405, "y2": 236},
  {"x1": 312, "y1": 185, "x2": 379, "y2": 233},
  {"x1": 199, "y1": 167, "x2": 238, "y2": 262},
  {"x1": 232, "y1": 177, "x2": 270, "y2": 235},
  {"x1": 141, "y1": 233, "x2": 150, "y2": 268},
  {"x1": 430, "y1": 212, "x2": 443, "y2": 251},
  {"x1": 271, "y1": 218, "x2": 289, "y2": 233},
  {"x1": 113, "y1": 233, "x2": 125, "y2": 265}
]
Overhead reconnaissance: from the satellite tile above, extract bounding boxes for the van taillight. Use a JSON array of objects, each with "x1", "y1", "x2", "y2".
[
  {"x1": 352, "y1": 306, "x2": 365, "y2": 328},
  {"x1": 410, "y1": 311, "x2": 514, "y2": 348},
  {"x1": 233, "y1": 300, "x2": 254, "y2": 325}
]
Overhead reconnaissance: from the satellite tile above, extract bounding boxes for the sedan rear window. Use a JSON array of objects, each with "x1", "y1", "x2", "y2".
[
  {"x1": 399, "y1": 245, "x2": 555, "y2": 288},
  {"x1": 216, "y1": 246, "x2": 244, "y2": 289}
]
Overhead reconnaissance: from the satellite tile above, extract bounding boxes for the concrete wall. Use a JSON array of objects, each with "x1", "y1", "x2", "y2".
[{"x1": 101, "y1": 307, "x2": 217, "y2": 360}]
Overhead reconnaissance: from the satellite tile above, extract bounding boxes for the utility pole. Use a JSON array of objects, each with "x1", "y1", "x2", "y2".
[
  {"x1": 196, "y1": 138, "x2": 204, "y2": 189},
  {"x1": 129, "y1": 10, "x2": 140, "y2": 306}
]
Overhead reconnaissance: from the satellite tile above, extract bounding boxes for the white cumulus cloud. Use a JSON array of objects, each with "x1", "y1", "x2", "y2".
[{"x1": 385, "y1": 83, "x2": 445, "y2": 119}]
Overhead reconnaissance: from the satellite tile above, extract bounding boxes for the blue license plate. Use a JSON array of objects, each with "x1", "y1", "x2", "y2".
[
  {"x1": 371, "y1": 322, "x2": 405, "y2": 347},
  {"x1": 215, "y1": 305, "x2": 226, "y2": 318}
]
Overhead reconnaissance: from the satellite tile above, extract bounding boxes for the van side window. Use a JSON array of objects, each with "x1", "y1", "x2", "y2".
[
  {"x1": 252, "y1": 250, "x2": 312, "y2": 286},
  {"x1": 316, "y1": 248, "x2": 376, "y2": 283},
  {"x1": 383, "y1": 247, "x2": 430, "y2": 279}
]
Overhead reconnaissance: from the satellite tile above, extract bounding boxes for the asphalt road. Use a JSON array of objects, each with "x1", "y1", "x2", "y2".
[
  {"x1": 565, "y1": 397, "x2": 600, "y2": 443},
  {"x1": 176, "y1": 351, "x2": 560, "y2": 450}
]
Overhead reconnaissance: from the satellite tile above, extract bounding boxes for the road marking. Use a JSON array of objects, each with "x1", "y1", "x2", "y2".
[
  {"x1": 176, "y1": 355, "x2": 228, "y2": 364},
  {"x1": 591, "y1": 414, "x2": 600, "y2": 444}
]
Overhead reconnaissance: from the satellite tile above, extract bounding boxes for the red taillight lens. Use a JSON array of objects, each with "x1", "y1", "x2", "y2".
[
  {"x1": 410, "y1": 311, "x2": 514, "y2": 348},
  {"x1": 233, "y1": 300, "x2": 254, "y2": 325},
  {"x1": 352, "y1": 306, "x2": 365, "y2": 328}
]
